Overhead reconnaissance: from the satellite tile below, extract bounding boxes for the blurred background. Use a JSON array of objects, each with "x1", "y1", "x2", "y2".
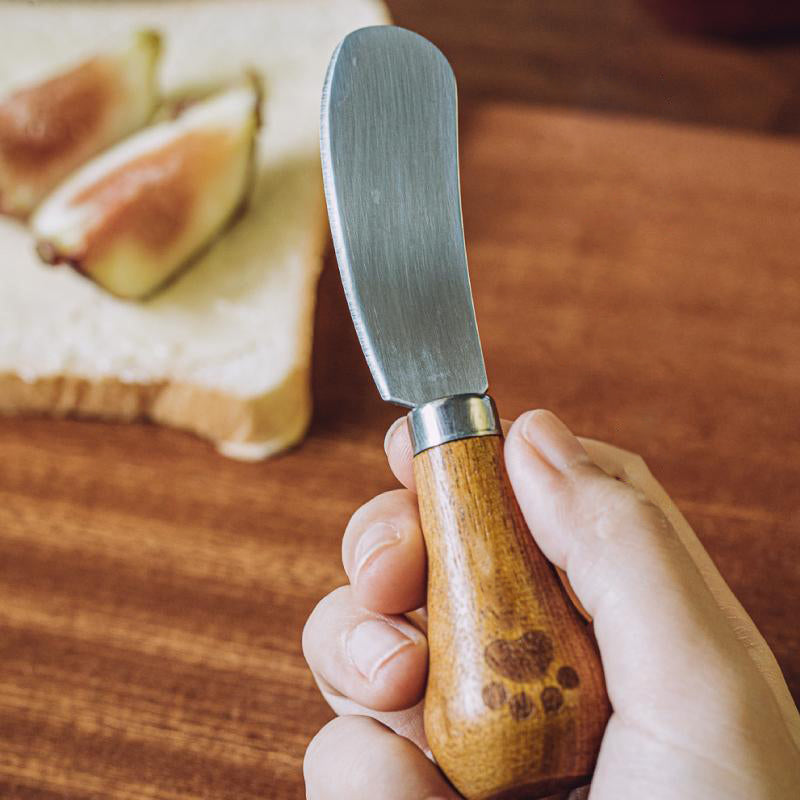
[
  {"x1": 388, "y1": 0, "x2": 800, "y2": 131},
  {"x1": 1, "y1": 2, "x2": 799, "y2": 799}
]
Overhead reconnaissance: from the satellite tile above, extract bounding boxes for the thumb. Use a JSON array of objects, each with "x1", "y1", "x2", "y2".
[{"x1": 503, "y1": 410, "x2": 768, "y2": 732}]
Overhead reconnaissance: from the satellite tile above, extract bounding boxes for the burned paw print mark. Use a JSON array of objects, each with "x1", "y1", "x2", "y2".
[
  {"x1": 556, "y1": 665, "x2": 580, "y2": 689},
  {"x1": 484, "y1": 630, "x2": 553, "y2": 682},
  {"x1": 540, "y1": 685, "x2": 564, "y2": 714},
  {"x1": 508, "y1": 691, "x2": 534, "y2": 720},
  {"x1": 482, "y1": 630, "x2": 582, "y2": 722},
  {"x1": 484, "y1": 682, "x2": 535, "y2": 720},
  {"x1": 481, "y1": 682, "x2": 506, "y2": 710}
]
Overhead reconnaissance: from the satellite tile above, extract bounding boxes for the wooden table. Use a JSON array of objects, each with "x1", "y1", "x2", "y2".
[{"x1": 2, "y1": 3, "x2": 799, "y2": 798}]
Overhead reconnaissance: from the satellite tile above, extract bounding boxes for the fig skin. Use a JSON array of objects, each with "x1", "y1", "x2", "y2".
[
  {"x1": 0, "y1": 30, "x2": 161, "y2": 218},
  {"x1": 32, "y1": 77, "x2": 262, "y2": 301}
]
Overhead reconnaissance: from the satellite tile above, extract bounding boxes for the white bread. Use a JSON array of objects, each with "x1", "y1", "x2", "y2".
[{"x1": 0, "y1": 0, "x2": 389, "y2": 460}]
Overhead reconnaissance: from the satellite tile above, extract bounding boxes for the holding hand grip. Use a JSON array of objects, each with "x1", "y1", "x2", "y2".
[{"x1": 413, "y1": 431, "x2": 610, "y2": 800}]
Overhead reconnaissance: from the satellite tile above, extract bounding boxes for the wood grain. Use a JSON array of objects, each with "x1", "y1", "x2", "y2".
[
  {"x1": 387, "y1": 0, "x2": 800, "y2": 134},
  {"x1": 1, "y1": 13, "x2": 800, "y2": 797},
  {"x1": 415, "y1": 435, "x2": 609, "y2": 799}
]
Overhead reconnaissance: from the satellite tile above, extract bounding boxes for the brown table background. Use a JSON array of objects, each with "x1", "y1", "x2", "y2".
[{"x1": 2, "y1": 2, "x2": 799, "y2": 798}]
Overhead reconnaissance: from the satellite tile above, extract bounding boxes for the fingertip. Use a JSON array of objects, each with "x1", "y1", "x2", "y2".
[
  {"x1": 384, "y1": 416, "x2": 416, "y2": 491},
  {"x1": 506, "y1": 409, "x2": 546, "y2": 456},
  {"x1": 509, "y1": 409, "x2": 590, "y2": 472},
  {"x1": 303, "y1": 586, "x2": 428, "y2": 713},
  {"x1": 342, "y1": 490, "x2": 427, "y2": 614},
  {"x1": 345, "y1": 617, "x2": 428, "y2": 710},
  {"x1": 504, "y1": 409, "x2": 609, "y2": 574},
  {"x1": 383, "y1": 416, "x2": 406, "y2": 453},
  {"x1": 505, "y1": 411, "x2": 566, "y2": 504},
  {"x1": 351, "y1": 631, "x2": 427, "y2": 713},
  {"x1": 351, "y1": 527, "x2": 427, "y2": 614}
]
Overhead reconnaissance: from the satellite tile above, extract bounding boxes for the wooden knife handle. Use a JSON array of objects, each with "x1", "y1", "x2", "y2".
[{"x1": 413, "y1": 433, "x2": 610, "y2": 800}]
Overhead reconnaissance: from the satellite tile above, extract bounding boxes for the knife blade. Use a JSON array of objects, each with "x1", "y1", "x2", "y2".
[
  {"x1": 321, "y1": 25, "x2": 485, "y2": 408},
  {"x1": 321, "y1": 25, "x2": 609, "y2": 800}
]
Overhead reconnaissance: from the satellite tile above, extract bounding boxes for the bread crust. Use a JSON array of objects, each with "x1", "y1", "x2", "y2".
[{"x1": 0, "y1": 366, "x2": 311, "y2": 459}]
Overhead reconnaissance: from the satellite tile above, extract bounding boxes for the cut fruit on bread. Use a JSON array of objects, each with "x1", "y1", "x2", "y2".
[
  {"x1": 0, "y1": 29, "x2": 161, "y2": 218},
  {"x1": 33, "y1": 78, "x2": 261, "y2": 300},
  {"x1": 0, "y1": 0, "x2": 390, "y2": 460}
]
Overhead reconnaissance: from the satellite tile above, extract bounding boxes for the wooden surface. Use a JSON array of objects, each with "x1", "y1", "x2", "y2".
[
  {"x1": 415, "y1": 435, "x2": 608, "y2": 799},
  {"x1": 2, "y1": 4, "x2": 800, "y2": 798},
  {"x1": 388, "y1": 0, "x2": 800, "y2": 134}
]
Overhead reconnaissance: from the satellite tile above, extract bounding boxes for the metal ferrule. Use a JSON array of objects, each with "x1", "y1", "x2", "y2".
[{"x1": 407, "y1": 393, "x2": 501, "y2": 455}]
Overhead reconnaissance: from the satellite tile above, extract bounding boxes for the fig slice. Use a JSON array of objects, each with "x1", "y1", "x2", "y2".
[
  {"x1": 0, "y1": 30, "x2": 161, "y2": 218},
  {"x1": 31, "y1": 78, "x2": 261, "y2": 300}
]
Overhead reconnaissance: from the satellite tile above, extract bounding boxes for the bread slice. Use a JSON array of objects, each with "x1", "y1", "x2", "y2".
[{"x1": 0, "y1": 0, "x2": 389, "y2": 459}]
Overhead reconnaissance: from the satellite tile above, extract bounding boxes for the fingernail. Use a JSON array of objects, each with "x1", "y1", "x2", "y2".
[
  {"x1": 346, "y1": 619, "x2": 414, "y2": 682},
  {"x1": 353, "y1": 521, "x2": 401, "y2": 582},
  {"x1": 520, "y1": 410, "x2": 588, "y2": 472},
  {"x1": 383, "y1": 417, "x2": 406, "y2": 454}
]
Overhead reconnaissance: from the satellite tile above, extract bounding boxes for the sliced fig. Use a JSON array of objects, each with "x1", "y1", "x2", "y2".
[
  {"x1": 0, "y1": 30, "x2": 162, "y2": 217},
  {"x1": 32, "y1": 78, "x2": 261, "y2": 300}
]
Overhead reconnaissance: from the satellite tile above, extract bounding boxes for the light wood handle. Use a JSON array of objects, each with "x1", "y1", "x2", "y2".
[{"x1": 414, "y1": 434, "x2": 610, "y2": 800}]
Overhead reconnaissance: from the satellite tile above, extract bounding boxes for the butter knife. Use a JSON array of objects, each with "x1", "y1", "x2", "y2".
[{"x1": 320, "y1": 25, "x2": 610, "y2": 800}]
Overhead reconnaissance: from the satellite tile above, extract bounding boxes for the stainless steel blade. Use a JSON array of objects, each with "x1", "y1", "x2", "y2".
[{"x1": 321, "y1": 25, "x2": 487, "y2": 408}]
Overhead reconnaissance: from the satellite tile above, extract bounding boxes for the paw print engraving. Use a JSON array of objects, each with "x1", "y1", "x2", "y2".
[
  {"x1": 482, "y1": 681, "x2": 507, "y2": 709},
  {"x1": 540, "y1": 685, "x2": 564, "y2": 714},
  {"x1": 484, "y1": 630, "x2": 553, "y2": 681},
  {"x1": 481, "y1": 629, "x2": 581, "y2": 722},
  {"x1": 556, "y1": 665, "x2": 580, "y2": 689},
  {"x1": 508, "y1": 691, "x2": 534, "y2": 720}
]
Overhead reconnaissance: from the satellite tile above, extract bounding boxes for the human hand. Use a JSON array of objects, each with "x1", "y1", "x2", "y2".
[{"x1": 302, "y1": 409, "x2": 800, "y2": 799}]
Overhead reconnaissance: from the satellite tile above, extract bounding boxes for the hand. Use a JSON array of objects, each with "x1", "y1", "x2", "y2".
[{"x1": 302, "y1": 410, "x2": 800, "y2": 799}]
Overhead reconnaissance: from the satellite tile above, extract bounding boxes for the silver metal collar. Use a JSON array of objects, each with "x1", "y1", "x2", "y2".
[{"x1": 407, "y1": 394, "x2": 501, "y2": 455}]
